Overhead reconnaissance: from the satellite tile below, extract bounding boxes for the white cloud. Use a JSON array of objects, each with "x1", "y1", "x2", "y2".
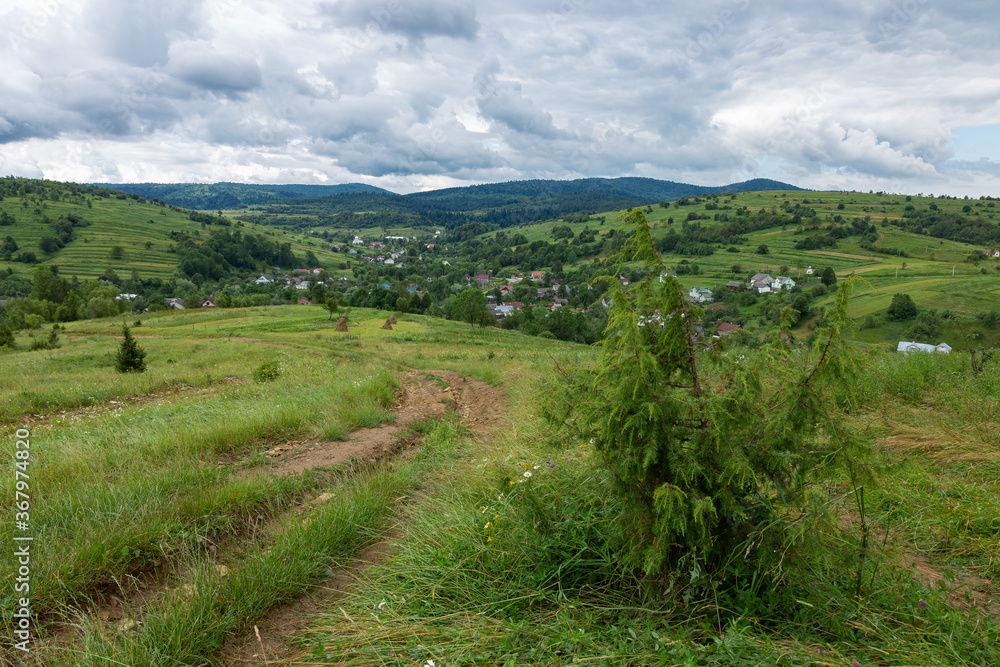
[{"x1": 0, "y1": 0, "x2": 996, "y2": 196}]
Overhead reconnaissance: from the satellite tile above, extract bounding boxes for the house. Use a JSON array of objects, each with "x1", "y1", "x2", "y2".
[
  {"x1": 476, "y1": 274, "x2": 490, "y2": 288},
  {"x1": 805, "y1": 266, "x2": 814, "y2": 275},
  {"x1": 296, "y1": 298, "x2": 312, "y2": 305},
  {"x1": 717, "y1": 322, "x2": 741, "y2": 335},
  {"x1": 254, "y1": 274, "x2": 274, "y2": 285},
  {"x1": 201, "y1": 296, "x2": 216, "y2": 308},
  {"x1": 751, "y1": 280, "x2": 772, "y2": 293},
  {"x1": 618, "y1": 275, "x2": 631, "y2": 286},
  {"x1": 295, "y1": 281, "x2": 310, "y2": 290},
  {"x1": 706, "y1": 303, "x2": 729, "y2": 311},
  {"x1": 116, "y1": 293, "x2": 139, "y2": 301},
  {"x1": 659, "y1": 270, "x2": 679, "y2": 282},
  {"x1": 725, "y1": 280, "x2": 742, "y2": 291},
  {"x1": 531, "y1": 271, "x2": 545, "y2": 281},
  {"x1": 352, "y1": 236, "x2": 364, "y2": 245},
  {"x1": 407, "y1": 284, "x2": 418, "y2": 293},
  {"x1": 537, "y1": 287, "x2": 553, "y2": 299},
  {"x1": 897, "y1": 341, "x2": 952, "y2": 354},
  {"x1": 499, "y1": 284, "x2": 514, "y2": 295},
  {"x1": 749, "y1": 273, "x2": 773, "y2": 285},
  {"x1": 688, "y1": 287, "x2": 713, "y2": 304},
  {"x1": 380, "y1": 282, "x2": 392, "y2": 290},
  {"x1": 772, "y1": 276, "x2": 796, "y2": 291},
  {"x1": 502, "y1": 301, "x2": 525, "y2": 309},
  {"x1": 496, "y1": 305, "x2": 515, "y2": 316},
  {"x1": 164, "y1": 298, "x2": 185, "y2": 310}
]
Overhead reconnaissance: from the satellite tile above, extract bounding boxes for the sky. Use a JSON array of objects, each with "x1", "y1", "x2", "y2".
[{"x1": 1, "y1": 0, "x2": 998, "y2": 196}]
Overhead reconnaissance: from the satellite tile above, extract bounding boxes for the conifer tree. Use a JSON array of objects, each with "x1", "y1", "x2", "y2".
[
  {"x1": 114, "y1": 324, "x2": 147, "y2": 373},
  {"x1": 542, "y1": 210, "x2": 870, "y2": 590}
]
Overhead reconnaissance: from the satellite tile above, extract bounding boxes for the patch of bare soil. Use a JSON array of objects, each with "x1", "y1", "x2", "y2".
[
  {"x1": 241, "y1": 369, "x2": 508, "y2": 478},
  {"x1": 837, "y1": 507, "x2": 998, "y2": 618},
  {"x1": 904, "y1": 551, "x2": 998, "y2": 617}
]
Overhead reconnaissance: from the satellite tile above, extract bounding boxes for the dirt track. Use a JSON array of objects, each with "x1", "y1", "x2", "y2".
[{"x1": 220, "y1": 368, "x2": 508, "y2": 666}]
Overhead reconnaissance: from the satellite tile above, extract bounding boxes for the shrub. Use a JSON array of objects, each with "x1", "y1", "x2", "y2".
[
  {"x1": 886, "y1": 293, "x2": 917, "y2": 321},
  {"x1": 0, "y1": 325, "x2": 15, "y2": 348},
  {"x1": 253, "y1": 363, "x2": 281, "y2": 382},
  {"x1": 114, "y1": 324, "x2": 147, "y2": 373}
]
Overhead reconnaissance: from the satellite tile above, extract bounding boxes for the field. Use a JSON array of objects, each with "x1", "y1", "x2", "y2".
[
  {"x1": 2, "y1": 303, "x2": 999, "y2": 666},
  {"x1": 0, "y1": 192, "x2": 357, "y2": 280}
]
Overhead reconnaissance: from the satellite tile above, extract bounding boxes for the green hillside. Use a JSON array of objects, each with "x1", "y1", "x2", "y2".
[{"x1": 0, "y1": 177, "x2": 356, "y2": 280}]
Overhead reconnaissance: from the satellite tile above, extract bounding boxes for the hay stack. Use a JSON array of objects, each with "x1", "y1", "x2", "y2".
[
  {"x1": 335, "y1": 318, "x2": 348, "y2": 332},
  {"x1": 381, "y1": 319, "x2": 393, "y2": 330},
  {"x1": 388, "y1": 313, "x2": 397, "y2": 324}
]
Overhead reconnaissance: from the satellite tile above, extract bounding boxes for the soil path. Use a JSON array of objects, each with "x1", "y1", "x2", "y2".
[
  {"x1": 220, "y1": 368, "x2": 508, "y2": 666},
  {"x1": 245, "y1": 369, "x2": 506, "y2": 476},
  {"x1": 13, "y1": 369, "x2": 507, "y2": 666}
]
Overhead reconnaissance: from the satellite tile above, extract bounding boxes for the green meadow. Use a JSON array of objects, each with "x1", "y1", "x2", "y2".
[{"x1": 1, "y1": 301, "x2": 998, "y2": 665}]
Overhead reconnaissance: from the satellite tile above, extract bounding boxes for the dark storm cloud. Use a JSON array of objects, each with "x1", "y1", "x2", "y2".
[
  {"x1": 167, "y1": 41, "x2": 263, "y2": 93},
  {"x1": 317, "y1": 0, "x2": 480, "y2": 42}
]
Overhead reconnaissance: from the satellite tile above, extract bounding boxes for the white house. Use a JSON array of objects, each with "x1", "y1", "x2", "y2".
[
  {"x1": 897, "y1": 341, "x2": 952, "y2": 354},
  {"x1": 805, "y1": 266, "x2": 814, "y2": 275},
  {"x1": 772, "y1": 276, "x2": 796, "y2": 291},
  {"x1": 688, "y1": 287, "x2": 713, "y2": 303},
  {"x1": 254, "y1": 274, "x2": 273, "y2": 285}
]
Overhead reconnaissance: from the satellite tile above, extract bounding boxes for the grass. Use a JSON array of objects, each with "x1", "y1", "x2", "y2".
[
  {"x1": 3, "y1": 295, "x2": 999, "y2": 666},
  {"x1": 0, "y1": 191, "x2": 359, "y2": 279},
  {"x1": 289, "y1": 335, "x2": 1000, "y2": 667}
]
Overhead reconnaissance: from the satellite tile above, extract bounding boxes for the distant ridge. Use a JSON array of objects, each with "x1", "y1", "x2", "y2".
[
  {"x1": 92, "y1": 181, "x2": 390, "y2": 210},
  {"x1": 403, "y1": 177, "x2": 803, "y2": 211},
  {"x1": 101, "y1": 176, "x2": 802, "y2": 210}
]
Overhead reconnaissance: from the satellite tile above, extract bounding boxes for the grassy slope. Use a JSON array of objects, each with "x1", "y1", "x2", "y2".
[
  {"x1": 2, "y1": 304, "x2": 998, "y2": 665},
  {"x1": 0, "y1": 194, "x2": 360, "y2": 280}
]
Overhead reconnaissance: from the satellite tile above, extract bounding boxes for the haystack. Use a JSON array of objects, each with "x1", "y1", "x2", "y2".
[
  {"x1": 381, "y1": 319, "x2": 393, "y2": 330},
  {"x1": 388, "y1": 313, "x2": 397, "y2": 324},
  {"x1": 335, "y1": 317, "x2": 348, "y2": 332}
]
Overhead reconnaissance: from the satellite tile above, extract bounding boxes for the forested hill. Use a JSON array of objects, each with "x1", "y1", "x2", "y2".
[
  {"x1": 102, "y1": 177, "x2": 802, "y2": 212},
  {"x1": 405, "y1": 177, "x2": 802, "y2": 211},
  {"x1": 93, "y1": 182, "x2": 390, "y2": 210}
]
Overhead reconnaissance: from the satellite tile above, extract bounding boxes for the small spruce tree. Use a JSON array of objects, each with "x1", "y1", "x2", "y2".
[
  {"x1": 115, "y1": 324, "x2": 147, "y2": 373},
  {"x1": 542, "y1": 210, "x2": 870, "y2": 593}
]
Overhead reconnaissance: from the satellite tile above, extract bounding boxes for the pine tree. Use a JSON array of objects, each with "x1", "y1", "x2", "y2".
[{"x1": 114, "y1": 324, "x2": 147, "y2": 373}]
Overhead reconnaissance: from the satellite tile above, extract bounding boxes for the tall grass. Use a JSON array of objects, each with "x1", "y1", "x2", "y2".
[
  {"x1": 0, "y1": 357, "x2": 399, "y2": 629},
  {"x1": 291, "y1": 349, "x2": 1000, "y2": 666}
]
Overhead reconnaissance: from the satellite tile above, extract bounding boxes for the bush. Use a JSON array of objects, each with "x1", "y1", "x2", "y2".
[
  {"x1": 886, "y1": 293, "x2": 917, "y2": 321},
  {"x1": 253, "y1": 363, "x2": 281, "y2": 382},
  {"x1": 0, "y1": 325, "x2": 15, "y2": 348},
  {"x1": 114, "y1": 324, "x2": 147, "y2": 373}
]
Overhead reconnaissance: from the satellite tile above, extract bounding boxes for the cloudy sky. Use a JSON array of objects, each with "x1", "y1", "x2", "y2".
[{"x1": 1, "y1": 0, "x2": 998, "y2": 195}]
